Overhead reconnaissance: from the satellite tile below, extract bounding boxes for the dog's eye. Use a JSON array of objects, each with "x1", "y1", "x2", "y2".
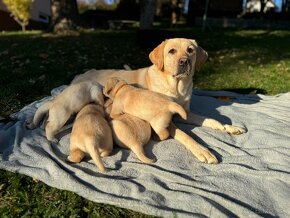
[
  {"x1": 187, "y1": 47, "x2": 194, "y2": 54},
  {"x1": 168, "y1": 49, "x2": 176, "y2": 54}
]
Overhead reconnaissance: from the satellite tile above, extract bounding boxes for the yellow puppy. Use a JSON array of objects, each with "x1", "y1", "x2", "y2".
[
  {"x1": 103, "y1": 77, "x2": 187, "y2": 141},
  {"x1": 26, "y1": 81, "x2": 104, "y2": 142},
  {"x1": 68, "y1": 104, "x2": 113, "y2": 173},
  {"x1": 104, "y1": 99, "x2": 155, "y2": 164}
]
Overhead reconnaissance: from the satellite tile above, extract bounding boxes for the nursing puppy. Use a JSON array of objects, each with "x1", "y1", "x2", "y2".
[
  {"x1": 68, "y1": 104, "x2": 113, "y2": 172},
  {"x1": 26, "y1": 81, "x2": 104, "y2": 142},
  {"x1": 104, "y1": 99, "x2": 154, "y2": 164},
  {"x1": 104, "y1": 77, "x2": 187, "y2": 141}
]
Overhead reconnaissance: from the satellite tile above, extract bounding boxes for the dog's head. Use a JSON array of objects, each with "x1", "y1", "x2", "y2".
[
  {"x1": 103, "y1": 77, "x2": 127, "y2": 99},
  {"x1": 149, "y1": 38, "x2": 208, "y2": 79}
]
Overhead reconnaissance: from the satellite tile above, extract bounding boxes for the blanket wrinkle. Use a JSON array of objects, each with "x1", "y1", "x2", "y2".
[{"x1": 1, "y1": 88, "x2": 290, "y2": 217}]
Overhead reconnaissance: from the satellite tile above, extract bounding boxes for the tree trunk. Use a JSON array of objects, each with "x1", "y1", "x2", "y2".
[
  {"x1": 139, "y1": 0, "x2": 156, "y2": 30},
  {"x1": 50, "y1": 0, "x2": 79, "y2": 33},
  {"x1": 12, "y1": 16, "x2": 27, "y2": 32},
  {"x1": 21, "y1": 24, "x2": 26, "y2": 31},
  {"x1": 186, "y1": 0, "x2": 195, "y2": 25}
]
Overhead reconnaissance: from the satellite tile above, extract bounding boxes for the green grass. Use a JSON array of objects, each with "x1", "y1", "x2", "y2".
[{"x1": 0, "y1": 28, "x2": 290, "y2": 217}]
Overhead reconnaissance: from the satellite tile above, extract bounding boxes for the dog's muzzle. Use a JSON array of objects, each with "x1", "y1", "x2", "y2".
[{"x1": 173, "y1": 58, "x2": 191, "y2": 78}]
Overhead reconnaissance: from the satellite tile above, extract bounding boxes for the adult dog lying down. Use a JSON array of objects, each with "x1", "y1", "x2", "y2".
[{"x1": 72, "y1": 38, "x2": 245, "y2": 164}]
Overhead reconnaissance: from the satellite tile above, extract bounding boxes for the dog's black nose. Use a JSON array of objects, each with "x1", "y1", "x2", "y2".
[{"x1": 179, "y1": 58, "x2": 189, "y2": 66}]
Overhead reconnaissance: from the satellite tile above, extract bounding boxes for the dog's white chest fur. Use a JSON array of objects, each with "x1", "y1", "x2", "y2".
[{"x1": 148, "y1": 75, "x2": 192, "y2": 108}]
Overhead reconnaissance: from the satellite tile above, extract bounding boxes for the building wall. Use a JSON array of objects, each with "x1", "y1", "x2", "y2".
[
  {"x1": 30, "y1": 0, "x2": 51, "y2": 23},
  {"x1": 0, "y1": 0, "x2": 51, "y2": 30}
]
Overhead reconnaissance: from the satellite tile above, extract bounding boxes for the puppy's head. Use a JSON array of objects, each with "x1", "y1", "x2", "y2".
[
  {"x1": 103, "y1": 77, "x2": 127, "y2": 99},
  {"x1": 149, "y1": 38, "x2": 208, "y2": 78}
]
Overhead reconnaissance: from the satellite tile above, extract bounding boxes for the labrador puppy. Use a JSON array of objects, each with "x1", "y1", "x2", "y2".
[
  {"x1": 26, "y1": 81, "x2": 104, "y2": 142},
  {"x1": 71, "y1": 38, "x2": 244, "y2": 164},
  {"x1": 103, "y1": 77, "x2": 187, "y2": 141},
  {"x1": 104, "y1": 99, "x2": 154, "y2": 164},
  {"x1": 68, "y1": 104, "x2": 113, "y2": 172}
]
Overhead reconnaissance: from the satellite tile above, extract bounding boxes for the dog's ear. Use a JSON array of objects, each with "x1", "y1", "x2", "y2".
[
  {"x1": 149, "y1": 41, "x2": 165, "y2": 71},
  {"x1": 195, "y1": 46, "x2": 208, "y2": 72},
  {"x1": 103, "y1": 77, "x2": 119, "y2": 98},
  {"x1": 190, "y1": 39, "x2": 208, "y2": 72}
]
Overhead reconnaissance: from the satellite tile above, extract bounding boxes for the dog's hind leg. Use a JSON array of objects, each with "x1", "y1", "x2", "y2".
[
  {"x1": 45, "y1": 109, "x2": 71, "y2": 142},
  {"x1": 150, "y1": 115, "x2": 171, "y2": 140},
  {"x1": 68, "y1": 147, "x2": 86, "y2": 163}
]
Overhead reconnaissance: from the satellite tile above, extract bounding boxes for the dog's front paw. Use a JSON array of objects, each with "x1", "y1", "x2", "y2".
[
  {"x1": 195, "y1": 147, "x2": 218, "y2": 164},
  {"x1": 224, "y1": 124, "x2": 246, "y2": 135}
]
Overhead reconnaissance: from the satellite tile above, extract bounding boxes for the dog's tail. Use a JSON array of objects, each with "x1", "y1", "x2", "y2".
[
  {"x1": 169, "y1": 103, "x2": 187, "y2": 120},
  {"x1": 85, "y1": 140, "x2": 106, "y2": 173},
  {"x1": 131, "y1": 145, "x2": 156, "y2": 164},
  {"x1": 26, "y1": 101, "x2": 52, "y2": 129}
]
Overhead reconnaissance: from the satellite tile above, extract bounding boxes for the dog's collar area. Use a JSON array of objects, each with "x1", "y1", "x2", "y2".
[{"x1": 114, "y1": 83, "x2": 128, "y2": 96}]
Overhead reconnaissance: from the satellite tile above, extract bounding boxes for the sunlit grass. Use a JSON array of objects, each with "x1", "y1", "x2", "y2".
[{"x1": 0, "y1": 30, "x2": 42, "y2": 36}]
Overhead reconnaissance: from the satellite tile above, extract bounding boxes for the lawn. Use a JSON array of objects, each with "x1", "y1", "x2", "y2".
[{"x1": 0, "y1": 27, "x2": 289, "y2": 217}]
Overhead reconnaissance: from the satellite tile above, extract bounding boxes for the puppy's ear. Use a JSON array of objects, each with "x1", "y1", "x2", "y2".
[
  {"x1": 94, "y1": 83, "x2": 105, "y2": 106},
  {"x1": 149, "y1": 41, "x2": 165, "y2": 71},
  {"x1": 97, "y1": 92, "x2": 104, "y2": 106},
  {"x1": 103, "y1": 77, "x2": 119, "y2": 98},
  {"x1": 104, "y1": 99, "x2": 113, "y2": 118}
]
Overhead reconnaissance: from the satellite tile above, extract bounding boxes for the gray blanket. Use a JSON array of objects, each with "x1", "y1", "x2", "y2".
[{"x1": 1, "y1": 86, "x2": 290, "y2": 218}]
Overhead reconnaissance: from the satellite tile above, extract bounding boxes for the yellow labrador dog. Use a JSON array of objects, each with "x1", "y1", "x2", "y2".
[
  {"x1": 68, "y1": 104, "x2": 113, "y2": 172},
  {"x1": 104, "y1": 77, "x2": 187, "y2": 141},
  {"x1": 72, "y1": 38, "x2": 245, "y2": 164},
  {"x1": 27, "y1": 81, "x2": 104, "y2": 142}
]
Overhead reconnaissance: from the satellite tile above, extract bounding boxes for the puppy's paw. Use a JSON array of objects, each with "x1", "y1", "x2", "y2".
[
  {"x1": 67, "y1": 155, "x2": 80, "y2": 163},
  {"x1": 224, "y1": 124, "x2": 246, "y2": 135},
  {"x1": 195, "y1": 148, "x2": 218, "y2": 164}
]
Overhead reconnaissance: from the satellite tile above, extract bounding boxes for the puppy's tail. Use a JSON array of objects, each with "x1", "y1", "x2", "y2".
[
  {"x1": 131, "y1": 145, "x2": 156, "y2": 164},
  {"x1": 85, "y1": 140, "x2": 106, "y2": 173},
  {"x1": 169, "y1": 103, "x2": 187, "y2": 120},
  {"x1": 26, "y1": 101, "x2": 51, "y2": 129}
]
